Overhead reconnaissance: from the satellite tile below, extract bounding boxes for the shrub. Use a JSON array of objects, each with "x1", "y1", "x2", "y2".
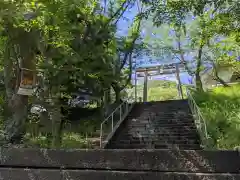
[{"x1": 194, "y1": 84, "x2": 240, "y2": 149}]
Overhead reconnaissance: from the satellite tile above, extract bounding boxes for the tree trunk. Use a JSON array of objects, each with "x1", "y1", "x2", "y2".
[
  {"x1": 3, "y1": 94, "x2": 28, "y2": 144},
  {"x1": 195, "y1": 44, "x2": 204, "y2": 91},
  {"x1": 2, "y1": 28, "x2": 37, "y2": 144},
  {"x1": 2, "y1": 38, "x2": 29, "y2": 144},
  {"x1": 99, "y1": 96, "x2": 105, "y2": 120},
  {"x1": 113, "y1": 86, "x2": 121, "y2": 103},
  {"x1": 104, "y1": 88, "x2": 111, "y2": 105},
  {"x1": 49, "y1": 99, "x2": 62, "y2": 148},
  {"x1": 115, "y1": 90, "x2": 121, "y2": 103},
  {"x1": 212, "y1": 63, "x2": 230, "y2": 87},
  {"x1": 215, "y1": 74, "x2": 230, "y2": 87},
  {"x1": 47, "y1": 78, "x2": 66, "y2": 147}
]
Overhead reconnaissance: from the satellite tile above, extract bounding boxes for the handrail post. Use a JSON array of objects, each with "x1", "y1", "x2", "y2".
[
  {"x1": 111, "y1": 114, "x2": 114, "y2": 131},
  {"x1": 120, "y1": 105, "x2": 122, "y2": 121},
  {"x1": 126, "y1": 101, "x2": 128, "y2": 114},
  {"x1": 100, "y1": 124, "x2": 103, "y2": 148}
]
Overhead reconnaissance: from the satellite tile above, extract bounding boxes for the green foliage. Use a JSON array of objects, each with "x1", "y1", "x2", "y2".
[
  {"x1": 0, "y1": 94, "x2": 4, "y2": 125},
  {"x1": 111, "y1": 4, "x2": 143, "y2": 93},
  {"x1": 144, "y1": 0, "x2": 239, "y2": 64},
  {"x1": 24, "y1": 132, "x2": 94, "y2": 148},
  {"x1": 0, "y1": 0, "x2": 120, "y2": 98},
  {"x1": 23, "y1": 115, "x2": 101, "y2": 148},
  {"x1": 194, "y1": 84, "x2": 240, "y2": 149},
  {"x1": 0, "y1": 0, "x2": 143, "y2": 146},
  {"x1": 0, "y1": 0, "x2": 239, "y2": 148}
]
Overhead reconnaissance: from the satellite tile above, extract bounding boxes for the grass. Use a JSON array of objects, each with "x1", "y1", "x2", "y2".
[
  {"x1": 137, "y1": 80, "x2": 187, "y2": 101},
  {"x1": 194, "y1": 84, "x2": 240, "y2": 150},
  {"x1": 23, "y1": 107, "x2": 121, "y2": 148},
  {"x1": 24, "y1": 132, "x2": 97, "y2": 148},
  {"x1": 23, "y1": 117, "x2": 102, "y2": 148}
]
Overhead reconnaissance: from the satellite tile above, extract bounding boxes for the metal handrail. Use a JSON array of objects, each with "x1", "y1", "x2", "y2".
[
  {"x1": 186, "y1": 88, "x2": 209, "y2": 148},
  {"x1": 99, "y1": 91, "x2": 135, "y2": 148}
]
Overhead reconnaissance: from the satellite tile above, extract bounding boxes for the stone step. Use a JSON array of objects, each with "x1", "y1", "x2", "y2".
[
  {"x1": 154, "y1": 144, "x2": 202, "y2": 150},
  {"x1": 1, "y1": 168, "x2": 239, "y2": 180},
  {"x1": 62, "y1": 171, "x2": 240, "y2": 180},
  {"x1": 110, "y1": 139, "x2": 199, "y2": 145},
  {"x1": 151, "y1": 124, "x2": 196, "y2": 128},
  {"x1": 128, "y1": 117, "x2": 194, "y2": 123},
  {"x1": 156, "y1": 115, "x2": 193, "y2": 118},
  {"x1": 126, "y1": 123, "x2": 196, "y2": 128},
  {"x1": 130, "y1": 107, "x2": 191, "y2": 112},
  {"x1": 151, "y1": 122, "x2": 195, "y2": 125},
  {"x1": 129, "y1": 117, "x2": 194, "y2": 121},
  {"x1": 153, "y1": 116, "x2": 194, "y2": 120},
  {"x1": 127, "y1": 113, "x2": 192, "y2": 117},
  {"x1": 126, "y1": 120, "x2": 196, "y2": 125},
  {"x1": 111, "y1": 139, "x2": 200, "y2": 145},
  {"x1": 141, "y1": 109, "x2": 191, "y2": 112},
  {"x1": 115, "y1": 134, "x2": 199, "y2": 141},
  {"x1": 125, "y1": 128, "x2": 198, "y2": 133},
  {"x1": 2, "y1": 148, "x2": 239, "y2": 173},
  {"x1": 124, "y1": 125, "x2": 197, "y2": 130},
  {"x1": 152, "y1": 119, "x2": 195, "y2": 123},
  {"x1": 122, "y1": 131, "x2": 199, "y2": 138},
  {"x1": 133, "y1": 113, "x2": 192, "y2": 118},
  {"x1": 152, "y1": 108, "x2": 192, "y2": 112},
  {"x1": 110, "y1": 137, "x2": 200, "y2": 143},
  {"x1": 156, "y1": 127, "x2": 197, "y2": 131},
  {"x1": 110, "y1": 143, "x2": 201, "y2": 150},
  {"x1": 108, "y1": 143, "x2": 149, "y2": 149},
  {"x1": 112, "y1": 134, "x2": 199, "y2": 140},
  {"x1": 156, "y1": 142, "x2": 201, "y2": 148},
  {"x1": 121, "y1": 133, "x2": 198, "y2": 139}
]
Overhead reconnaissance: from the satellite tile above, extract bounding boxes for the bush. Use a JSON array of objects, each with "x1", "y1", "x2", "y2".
[{"x1": 194, "y1": 84, "x2": 240, "y2": 149}]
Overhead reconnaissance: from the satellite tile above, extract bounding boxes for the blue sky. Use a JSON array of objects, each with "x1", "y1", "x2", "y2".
[
  {"x1": 104, "y1": 1, "x2": 239, "y2": 86},
  {"x1": 116, "y1": 3, "x2": 239, "y2": 85},
  {"x1": 116, "y1": 3, "x2": 194, "y2": 85}
]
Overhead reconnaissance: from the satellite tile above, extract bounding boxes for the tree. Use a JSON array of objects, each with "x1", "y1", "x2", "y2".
[
  {"x1": 0, "y1": 0, "x2": 120, "y2": 145},
  {"x1": 111, "y1": 0, "x2": 144, "y2": 102},
  {"x1": 142, "y1": 0, "x2": 240, "y2": 91}
]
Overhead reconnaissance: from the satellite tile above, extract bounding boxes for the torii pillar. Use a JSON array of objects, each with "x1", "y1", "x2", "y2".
[
  {"x1": 175, "y1": 63, "x2": 183, "y2": 99},
  {"x1": 143, "y1": 70, "x2": 148, "y2": 102},
  {"x1": 134, "y1": 70, "x2": 137, "y2": 102}
]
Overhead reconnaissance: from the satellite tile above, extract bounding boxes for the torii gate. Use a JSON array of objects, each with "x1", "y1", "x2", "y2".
[{"x1": 134, "y1": 62, "x2": 187, "y2": 102}]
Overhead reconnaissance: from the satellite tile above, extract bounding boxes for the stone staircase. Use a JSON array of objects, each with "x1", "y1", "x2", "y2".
[
  {"x1": 105, "y1": 99, "x2": 201, "y2": 149},
  {"x1": 1, "y1": 148, "x2": 239, "y2": 180}
]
